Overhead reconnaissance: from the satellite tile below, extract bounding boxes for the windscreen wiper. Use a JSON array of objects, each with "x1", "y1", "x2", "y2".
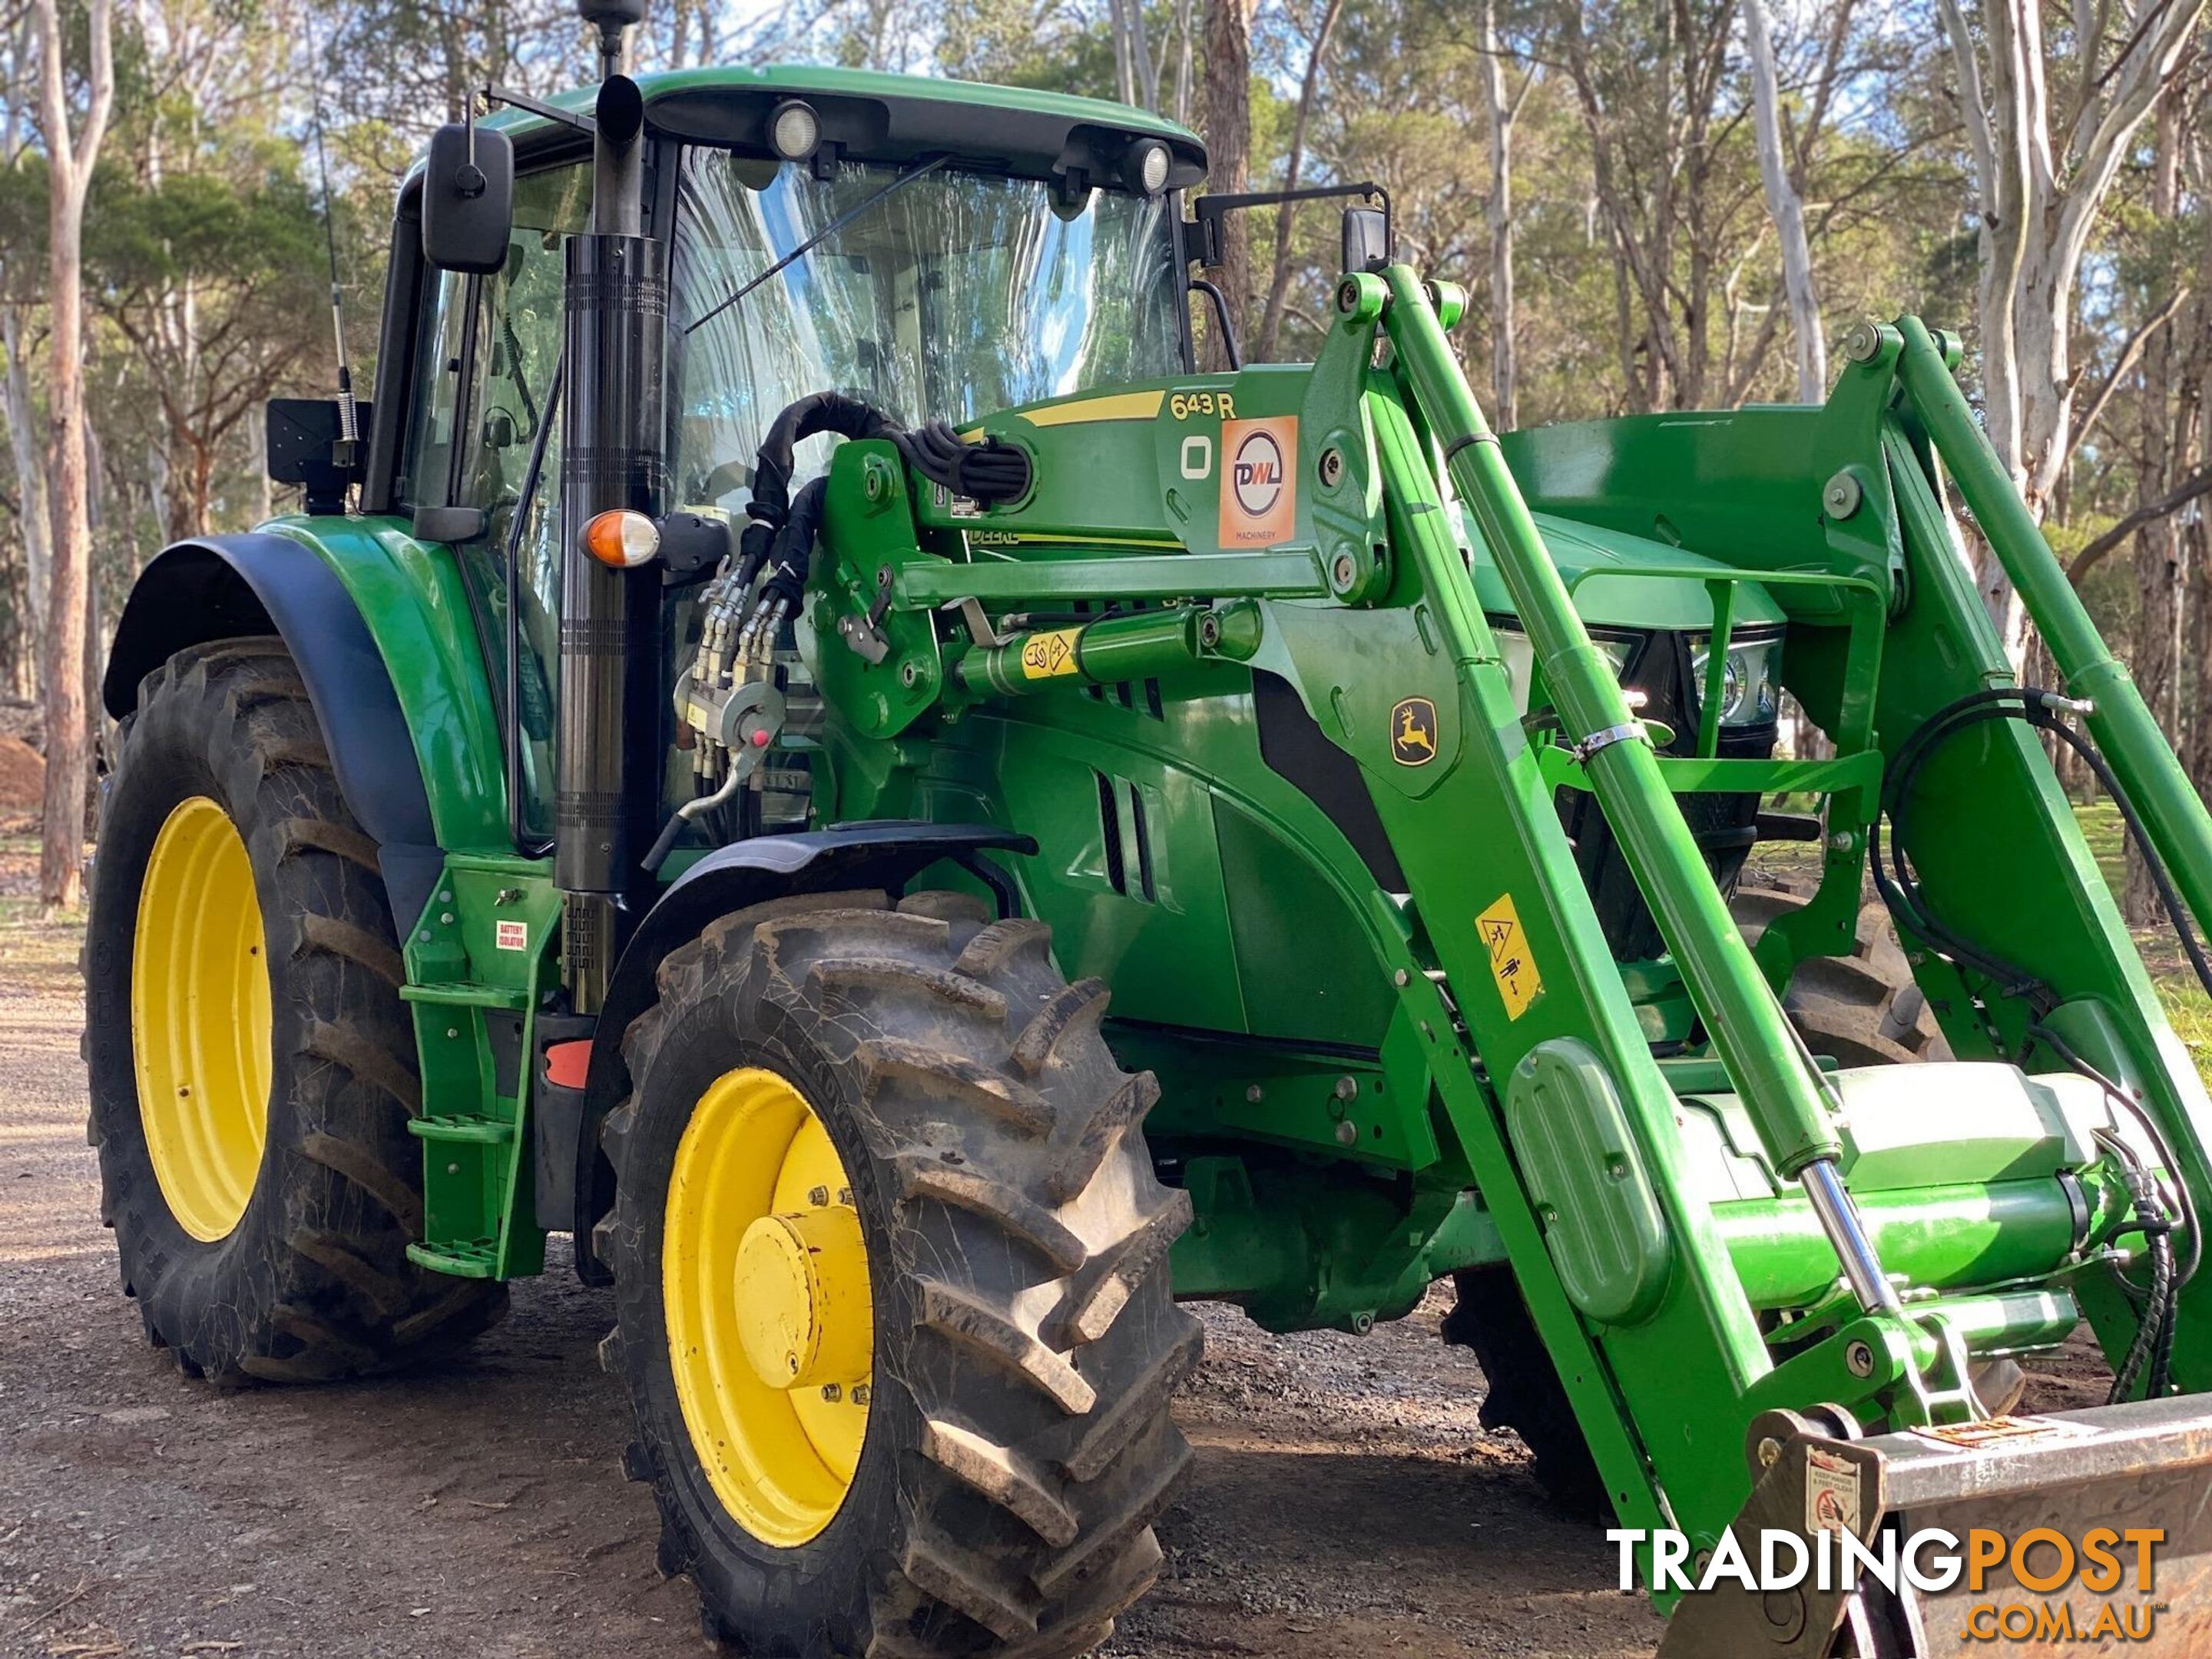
[{"x1": 683, "y1": 152, "x2": 952, "y2": 337}]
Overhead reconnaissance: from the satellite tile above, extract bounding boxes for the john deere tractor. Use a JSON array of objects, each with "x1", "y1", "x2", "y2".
[{"x1": 83, "y1": 3, "x2": 2212, "y2": 1652}]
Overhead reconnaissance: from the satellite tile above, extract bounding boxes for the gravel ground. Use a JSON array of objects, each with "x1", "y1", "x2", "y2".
[
  {"x1": 0, "y1": 874, "x2": 1659, "y2": 1659},
  {"x1": 0, "y1": 825, "x2": 2117, "y2": 1659}
]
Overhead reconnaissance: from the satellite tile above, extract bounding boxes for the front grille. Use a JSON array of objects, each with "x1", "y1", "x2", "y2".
[{"x1": 1558, "y1": 631, "x2": 1778, "y2": 964}]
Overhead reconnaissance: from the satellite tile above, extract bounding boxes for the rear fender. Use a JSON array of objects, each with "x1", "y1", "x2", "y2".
[{"x1": 565, "y1": 823, "x2": 1035, "y2": 1281}]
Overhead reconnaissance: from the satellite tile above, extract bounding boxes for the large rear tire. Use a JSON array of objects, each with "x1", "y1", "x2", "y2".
[
  {"x1": 84, "y1": 637, "x2": 506, "y2": 1382},
  {"x1": 1443, "y1": 886, "x2": 1948, "y2": 1515},
  {"x1": 601, "y1": 890, "x2": 1201, "y2": 1657}
]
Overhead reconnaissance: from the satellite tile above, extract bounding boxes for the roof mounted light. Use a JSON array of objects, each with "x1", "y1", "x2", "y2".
[
  {"x1": 769, "y1": 100, "x2": 821, "y2": 162},
  {"x1": 1124, "y1": 138, "x2": 1171, "y2": 196}
]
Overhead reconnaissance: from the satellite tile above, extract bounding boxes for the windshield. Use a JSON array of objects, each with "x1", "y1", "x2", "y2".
[{"x1": 669, "y1": 150, "x2": 1186, "y2": 508}]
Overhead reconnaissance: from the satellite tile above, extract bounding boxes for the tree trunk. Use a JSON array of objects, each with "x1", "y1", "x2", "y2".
[
  {"x1": 1255, "y1": 0, "x2": 1345, "y2": 363},
  {"x1": 1742, "y1": 0, "x2": 1825, "y2": 402},
  {"x1": 1200, "y1": 0, "x2": 1254, "y2": 370},
  {"x1": 1172, "y1": 0, "x2": 1194, "y2": 127},
  {"x1": 2124, "y1": 106, "x2": 2187, "y2": 925},
  {"x1": 1937, "y1": 0, "x2": 2204, "y2": 667},
  {"x1": 41, "y1": 256, "x2": 93, "y2": 906},
  {"x1": 0, "y1": 306, "x2": 51, "y2": 646},
  {"x1": 1479, "y1": 0, "x2": 1518, "y2": 430},
  {"x1": 1110, "y1": 0, "x2": 1136, "y2": 105},
  {"x1": 32, "y1": 0, "x2": 113, "y2": 910}
]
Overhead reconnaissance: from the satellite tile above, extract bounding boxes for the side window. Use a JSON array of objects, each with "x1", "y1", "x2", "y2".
[
  {"x1": 403, "y1": 161, "x2": 592, "y2": 843},
  {"x1": 402, "y1": 269, "x2": 471, "y2": 511}
]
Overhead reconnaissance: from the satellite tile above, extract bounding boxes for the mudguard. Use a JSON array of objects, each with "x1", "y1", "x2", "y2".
[
  {"x1": 103, "y1": 535, "x2": 445, "y2": 930},
  {"x1": 564, "y1": 822, "x2": 1036, "y2": 1280}
]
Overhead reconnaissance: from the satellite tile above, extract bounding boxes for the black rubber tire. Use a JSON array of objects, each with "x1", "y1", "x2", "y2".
[
  {"x1": 1732, "y1": 886, "x2": 1951, "y2": 1068},
  {"x1": 600, "y1": 889, "x2": 1202, "y2": 1659},
  {"x1": 83, "y1": 637, "x2": 507, "y2": 1383},
  {"x1": 1440, "y1": 1266, "x2": 1614, "y2": 1522}
]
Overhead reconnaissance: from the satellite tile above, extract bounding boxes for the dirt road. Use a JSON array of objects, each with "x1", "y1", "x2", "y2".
[{"x1": 0, "y1": 889, "x2": 1660, "y2": 1659}]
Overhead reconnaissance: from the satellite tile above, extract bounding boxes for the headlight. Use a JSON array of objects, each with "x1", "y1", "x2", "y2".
[
  {"x1": 1489, "y1": 623, "x2": 1635, "y2": 716},
  {"x1": 1690, "y1": 634, "x2": 1782, "y2": 726}
]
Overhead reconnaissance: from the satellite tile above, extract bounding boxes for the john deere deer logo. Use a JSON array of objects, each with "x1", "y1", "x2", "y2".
[{"x1": 1391, "y1": 697, "x2": 1439, "y2": 765}]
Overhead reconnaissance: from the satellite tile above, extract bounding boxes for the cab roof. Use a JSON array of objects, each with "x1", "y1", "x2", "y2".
[{"x1": 475, "y1": 65, "x2": 1207, "y2": 192}]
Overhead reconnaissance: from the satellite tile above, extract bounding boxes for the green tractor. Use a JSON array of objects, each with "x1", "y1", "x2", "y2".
[{"x1": 84, "y1": 4, "x2": 2212, "y2": 1652}]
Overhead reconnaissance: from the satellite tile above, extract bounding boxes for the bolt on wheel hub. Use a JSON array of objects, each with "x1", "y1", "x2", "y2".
[
  {"x1": 663, "y1": 1066, "x2": 874, "y2": 1546},
  {"x1": 733, "y1": 1204, "x2": 873, "y2": 1390}
]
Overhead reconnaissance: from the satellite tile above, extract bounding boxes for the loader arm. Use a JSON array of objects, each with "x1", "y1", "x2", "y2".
[{"x1": 782, "y1": 257, "x2": 2212, "y2": 1646}]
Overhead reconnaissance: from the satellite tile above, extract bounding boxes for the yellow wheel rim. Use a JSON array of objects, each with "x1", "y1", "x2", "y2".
[
  {"x1": 664, "y1": 1066, "x2": 873, "y2": 1547},
  {"x1": 130, "y1": 795, "x2": 273, "y2": 1243}
]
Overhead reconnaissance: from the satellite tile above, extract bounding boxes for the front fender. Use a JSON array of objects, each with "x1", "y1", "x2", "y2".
[
  {"x1": 567, "y1": 823, "x2": 1035, "y2": 1280},
  {"x1": 107, "y1": 518, "x2": 511, "y2": 868}
]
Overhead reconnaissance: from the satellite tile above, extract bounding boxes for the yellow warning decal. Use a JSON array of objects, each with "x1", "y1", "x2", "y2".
[
  {"x1": 1020, "y1": 628, "x2": 1082, "y2": 679},
  {"x1": 1475, "y1": 893, "x2": 1542, "y2": 1020}
]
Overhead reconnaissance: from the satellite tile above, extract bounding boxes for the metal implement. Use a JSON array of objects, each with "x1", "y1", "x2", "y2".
[{"x1": 1659, "y1": 1396, "x2": 2212, "y2": 1655}]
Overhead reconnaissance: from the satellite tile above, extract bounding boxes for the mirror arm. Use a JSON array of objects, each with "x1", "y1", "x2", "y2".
[
  {"x1": 1187, "y1": 278, "x2": 1244, "y2": 372},
  {"x1": 1187, "y1": 180, "x2": 1390, "y2": 269},
  {"x1": 485, "y1": 83, "x2": 597, "y2": 135}
]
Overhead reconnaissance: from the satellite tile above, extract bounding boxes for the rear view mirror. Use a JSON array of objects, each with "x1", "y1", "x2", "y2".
[
  {"x1": 423, "y1": 121, "x2": 514, "y2": 274},
  {"x1": 1342, "y1": 206, "x2": 1390, "y2": 276}
]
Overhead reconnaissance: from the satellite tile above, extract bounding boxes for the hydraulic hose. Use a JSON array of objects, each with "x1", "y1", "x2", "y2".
[{"x1": 1879, "y1": 687, "x2": 2203, "y2": 1396}]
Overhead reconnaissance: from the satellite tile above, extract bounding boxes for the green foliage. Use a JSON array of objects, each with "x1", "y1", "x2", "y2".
[{"x1": 87, "y1": 167, "x2": 326, "y2": 300}]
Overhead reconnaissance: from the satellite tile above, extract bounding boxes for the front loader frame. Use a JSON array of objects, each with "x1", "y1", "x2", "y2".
[{"x1": 787, "y1": 266, "x2": 2212, "y2": 1604}]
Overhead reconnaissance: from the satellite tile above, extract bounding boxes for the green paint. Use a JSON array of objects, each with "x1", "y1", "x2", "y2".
[
  {"x1": 401, "y1": 855, "x2": 562, "y2": 1278},
  {"x1": 199, "y1": 76, "x2": 2212, "y2": 1617},
  {"x1": 263, "y1": 516, "x2": 512, "y2": 851},
  {"x1": 792, "y1": 277, "x2": 2212, "y2": 1580}
]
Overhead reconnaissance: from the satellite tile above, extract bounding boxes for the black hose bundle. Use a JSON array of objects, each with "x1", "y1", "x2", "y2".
[
  {"x1": 2110, "y1": 1160, "x2": 2178, "y2": 1400},
  {"x1": 736, "y1": 391, "x2": 1033, "y2": 605},
  {"x1": 746, "y1": 392, "x2": 905, "y2": 529},
  {"x1": 1874, "y1": 684, "x2": 2206, "y2": 1399},
  {"x1": 1872, "y1": 686, "x2": 2212, "y2": 1010},
  {"x1": 898, "y1": 419, "x2": 1031, "y2": 505}
]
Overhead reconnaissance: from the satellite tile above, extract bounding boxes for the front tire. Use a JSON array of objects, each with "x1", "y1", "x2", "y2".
[
  {"x1": 84, "y1": 637, "x2": 506, "y2": 1382},
  {"x1": 601, "y1": 890, "x2": 1201, "y2": 1657}
]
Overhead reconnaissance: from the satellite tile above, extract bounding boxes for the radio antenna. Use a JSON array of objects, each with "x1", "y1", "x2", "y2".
[{"x1": 305, "y1": 16, "x2": 359, "y2": 475}]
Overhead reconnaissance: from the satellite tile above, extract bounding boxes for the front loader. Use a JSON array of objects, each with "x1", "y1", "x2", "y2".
[{"x1": 80, "y1": 4, "x2": 2212, "y2": 1652}]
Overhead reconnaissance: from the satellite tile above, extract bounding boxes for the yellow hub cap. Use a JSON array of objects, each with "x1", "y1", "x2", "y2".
[
  {"x1": 130, "y1": 796, "x2": 273, "y2": 1243},
  {"x1": 664, "y1": 1067, "x2": 873, "y2": 1546}
]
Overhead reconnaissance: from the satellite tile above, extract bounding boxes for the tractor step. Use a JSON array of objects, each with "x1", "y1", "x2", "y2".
[
  {"x1": 406, "y1": 1238, "x2": 502, "y2": 1278},
  {"x1": 407, "y1": 1114, "x2": 516, "y2": 1146},
  {"x1": 399, "y1": 981, "x2": 531, "y2": 1012}
]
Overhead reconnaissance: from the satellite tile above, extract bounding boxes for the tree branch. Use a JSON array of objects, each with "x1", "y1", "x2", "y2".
[
  {"x1": 2067, "y1": 465, "x2": 2212, "y2": 586},
  {"x1": 2065, "y1": 285, "x2": 2191, "y2": 466}
]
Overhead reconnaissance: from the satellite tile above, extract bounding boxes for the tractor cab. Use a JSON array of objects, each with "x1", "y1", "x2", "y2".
[{"x1": 368, "y1": 68, "x2": 1206, "y2": 912}]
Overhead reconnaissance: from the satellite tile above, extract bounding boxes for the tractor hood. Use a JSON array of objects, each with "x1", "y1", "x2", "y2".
[{"x1": 1468, "y1": 508, "x2": 1789, "y2": 636}]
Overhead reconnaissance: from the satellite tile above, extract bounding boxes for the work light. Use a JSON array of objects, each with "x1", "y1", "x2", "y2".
[
  {"x1": 1124, "y1": 138, "x2": 1171, "y2": 195},
  {"x1": 769, "y1": 100, "x2": 820, "y2": 161}
]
